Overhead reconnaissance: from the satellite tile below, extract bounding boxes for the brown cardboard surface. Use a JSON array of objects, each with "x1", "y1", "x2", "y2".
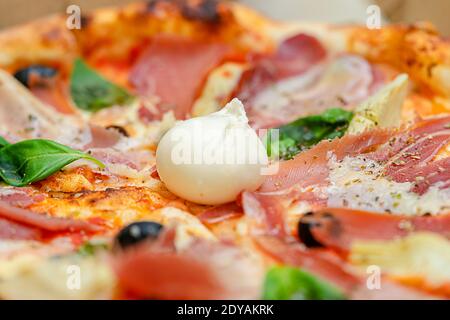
[
  {"x1": 0, "y1": 0, "x2": 135, "y2": 29},
  {"x1": 376, "y1": 0, "x2": 450, "y2": 35},
  {"x1": 1, "y1": 0, "x2": 450, "y2": 35}
]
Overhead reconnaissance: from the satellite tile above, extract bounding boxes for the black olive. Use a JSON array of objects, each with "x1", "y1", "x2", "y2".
[
  {"x1": 115, "y1": 221, "x2": 163, "y2": 249},
  {"x1": 297, "y1": 212, "x2": 324, "y2": 248},
  {"x1": 13, "y1": 65, "x2": 57, "y2": 88}
]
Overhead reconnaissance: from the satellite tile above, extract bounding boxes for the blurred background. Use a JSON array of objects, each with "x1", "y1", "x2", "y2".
[{"x1": 1, "y1": 0, "x2": 450, "y2": 35}]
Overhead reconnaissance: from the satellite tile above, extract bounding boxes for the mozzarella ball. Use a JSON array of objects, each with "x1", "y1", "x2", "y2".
[{"x1": 156, "y1": 99, "x2": 268, "y2": 205}]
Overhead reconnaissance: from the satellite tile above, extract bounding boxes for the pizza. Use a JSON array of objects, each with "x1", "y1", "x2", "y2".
[{"x1": 0, "y1": 0, "x2": 449, "y2": 300}]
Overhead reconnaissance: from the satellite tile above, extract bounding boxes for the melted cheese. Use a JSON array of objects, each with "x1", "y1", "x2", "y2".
[
  {"x1": 327, "y1": 155, "x2": 450, "y2": 215},
  {"x1": 350, "y1": 233, "x2": 450, "y2": 288},
  {"x1": 0, "y1": 254, "x2": 114, "y2": 299},
  {"x1": 148, "y1": 207, "x2": 216, "y2": 250},
  {"x1": 347, "y1": 74, "x2": 409, "y2": 134},
  {"x1": 88, "y1": 100, "x2": 176, "y2": 146},
  {"x1": 192, "y1": 62, "x2": 247, "y2": 117}
]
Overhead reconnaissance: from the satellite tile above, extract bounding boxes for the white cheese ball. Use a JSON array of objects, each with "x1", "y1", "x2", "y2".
[{"x1": 156, "y1": 99, "x2": 268, "y2": 205}]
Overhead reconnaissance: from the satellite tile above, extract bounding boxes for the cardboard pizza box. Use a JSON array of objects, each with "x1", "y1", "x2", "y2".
[
  {"x1": 0, "y1": 0, "x2": 135, "y2": 29},
  {"x1": 0, "y1": 0, "x2": 449, "y2": 36}
]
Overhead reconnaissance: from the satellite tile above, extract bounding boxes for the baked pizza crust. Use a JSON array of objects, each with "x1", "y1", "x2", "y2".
[{"x1": 0, "y1": 0, "x2": 449, "y2": 300}]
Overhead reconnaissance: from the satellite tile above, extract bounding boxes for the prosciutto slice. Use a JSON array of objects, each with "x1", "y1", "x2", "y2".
[
  {"x1": 371, "y1": 116, "x2": 450, "y2": 162},
  {"x1": 254, "y1": 235, "x2": 360, "y2": 293},
  {"x1": 113, "y1": 229, "x2": 263, "y2": 299},
  {"x1": 237, "y1": 33, "x2": 326, "y2": 104},
  {"x1": 261, "y1": 116, "x2": 450, "y2": 197},
  {"x1": 298, "y1": 208, "x2": 450, "y2": 252},
  {"x1": 198, "y1": 202, "x2": 243, "y2": 224},
  {"x1": 242, "y1": 191, "x2": 288, "y2": 238},
  {"x1": 375, "y1": 116, "x2": 450, "y2": 194},
  {"x1": 252, "y1": 231, "x2": 435, "y2": 299},
  {"x1": 235, "y1": 33, "x2": 379, "y2": 129},
  {"x1": 0, "y1": 217, "x2": 42, "y2": 240},
  {"x1": 0, "y1": 187, "x2": 45, "y2": 208},
  {"x1": 0, "y1": 201, "x2": 102, "y2": 234},
  {"x1": 242, "y1": 194, "x2": 445, "y2": 298},
  {"x1": 84, "y1": 125, "x2": 123, "y2": 149},
  {"x1": 0, "y1": 69, "x2": 91, "y2": 148},
  {"x1": 29, "y1": 78, "x2": 76, "y2": 115},
  {"x1": 260, "y1": 129, "x2": 391, "y2": 192},
  {"x1": 407, "y1": 158, "x2": 450, "y2": 194},
  {"x1": 130, "y1": 36, "x2": 230, "y2": 119}
]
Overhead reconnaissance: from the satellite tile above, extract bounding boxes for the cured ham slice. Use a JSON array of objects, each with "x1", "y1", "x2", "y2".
[
  {"x1": 376, "y1": 116, "x2": 450, "y2": 194},
  {"x1": 0, "y1": 217, "x2": 42, "y2": 240},
  {"x1": 261, "y1": 116, "x2": 450, "y2": 200},
  {"x1": 237, "y1": 33, "x2": 326, "y2": 104},
  {"x1": 85, "y1": 125, "x2": 123, "y2": 149},
  {"x1": 86, "y1": 148, "x2": 154, "y2": 173},
  {"x1": 242, "y1": 191, "x2": 287, "y2": 238},
  {"x1": 242, "y1": 191, "x2": 443, "y2": 298},
  {"x1": 86, "y1": 148, "x2": 140, "y2": 170},
  {"x1": 260, "y1": 33, "x2": 327, "y2": 79},
  {"x1": 130, "y1": 36, "x2": 230, "y2": 119},
  {"x1": 297, "y1": 208, "x2": 450, "y2": 252},
  {"x1": 253, "y1": 235, "x2": 435, "y2": 299},
  {"x1": 198, "y1": 202, "x2": 243, "y2": 224},
  {"x1": 113, "y1": 229, "x2": 263, "y2": 299},
  {"x1": 247, "y1": 56, "x2": 375, "y2": 129},
  {"x1": 242, "y1": 192, "x2": 360, "y2": 293},
  {"x1": 27, "y1": 76, "x2": 76, "y2": 115},
  {"x1": 0, "y1": 187, "x2": 45, "y2": 208},
  {"x1": 235, "y1": 33, "x2": 379, "y2": 129},
  {"x1": 260, "y1": 129, "x2": 391, "y2": 192},
  {"x1": 115, "y1": 246, "x2": 223, "y2": 299},
  {"x1": 371, "y1": 116, "x2": 450, "y2": 162},
  {"x1": 407, "y1": 158, "x2": 450, "y2": 194},
  {"x1": 0, "y1": 201, "x2": 102, "y2": 234},
  {"x1": 254, "y1": 235, "x2": 360, "y2": 293},
  {"x1": 243, "y1": 193, "x2": 446, "y2": 298},
  {"x1": 0, "y1": 69, "x2": 91, "y2": 148}
]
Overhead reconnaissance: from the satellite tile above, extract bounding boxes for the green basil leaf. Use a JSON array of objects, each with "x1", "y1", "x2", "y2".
[
  {"x1": 70, "y1": 58, "x2": 134, "y2": 112},
  {"x1": 0, "y1": 136, "x2": 10, "y2": 148},
  {"x1": 267, "y1": 108, "x2": 353, "y2": 160},
  {"x1": 0, "y1": 139, "x2": 104, "y2": 187},
  {"x1": 262, "y1": 266, "x2": 346, "y2": 300}
]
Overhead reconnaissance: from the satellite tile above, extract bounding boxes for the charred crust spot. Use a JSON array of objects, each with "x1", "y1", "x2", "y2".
[
  {"x1": 80, "y1": 15, "x2": 92, "y2": 28},
  {"x1": 181, "y1": 0, "x2": 221, "y2": 24},
  {"x1": 147, "y1": 0, "x2": 222, "y2": 24},
  {"x1": 146, "y1": 0, "x2": 167, "y2": 12},
  {"x1": 406, "y1": 58, "x2": 415, "y2": 67},
  {"x1": 427, "y1": 62, "x2": 437, "y2": 78}
]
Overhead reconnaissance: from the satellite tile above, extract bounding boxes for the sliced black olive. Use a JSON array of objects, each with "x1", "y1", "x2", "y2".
[
  {"x1": 106, "y1": 125, "x2": 129, "y2": 137},
  {"x1": 115, "y1": 221, "x2": 163, "y2": 249},
  {"x1": 297, "y1": 212, "x2": 324, "y2": 248},
  {"x1": 297, "y1": 212, "x2": 339, "y2": 248},
  {"x1": 13, "y1": 65, "x2": 57, "y2": 88}
]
